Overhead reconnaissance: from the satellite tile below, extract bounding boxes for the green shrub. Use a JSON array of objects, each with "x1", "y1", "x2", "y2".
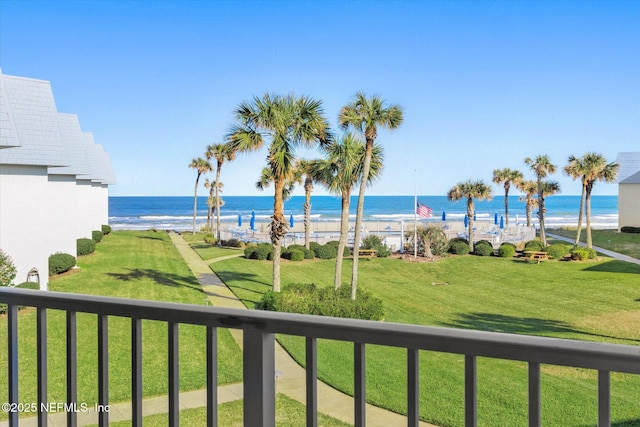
[
  {"x1": 474, "y1": 240, "x2": 494, "y2": 256},
  {"x1": 570, "y1": 248, "x2": 591, "y2": 261},
  {"x1": 0, "y1": 249, "x2": 17, "y2": 287},
  {"x1": 314, "y1": 244, "x2": 337, "y2": 259},
  {"x1": 287, "y1": 244, "x2": 315, "y2": 259},
  {"x1": 92, "y1": 230, "x2": 103, "y2": 243},
  {"x1": 258, "y1": 283, "x2": 384, "y2": 321},
  {"x1": 497, "y1": 242, "x2": 516, "y2": 258},
  {"x1": 449, "y1": 237, "x2": 469, "y2": 245},
  {"x1": 246, "y1": 243, "x2": 273, "y2": 260},
  {"x1": 620, "y1": 226, "x2": 640, "y2": 234},
  {"x1": 282, "y1": 249, "x2": 305, "y2": 261},
  {"x1": 224, "y1": 238, "x2": 244, "y2": 248},
  {"x1": 448, "y1": 240, "x2": 470, "y2": 255},
  {"x1": 547, "y1": 244, "x2": 571, "y2": 259},
  {"x1": 309, "y1": 242, "x2": 322, "y2": 253},
  {"x1": 101, "y1": 224, "x2": 112, "y2": 235},
  {"x1": 77, "y1": 238, "x2": 96, "y2": 256},
  {"x1": 425, "y1": 227, "x2": 449, "y2": 256},
  {"x1": 49, "y1": 253, "x2": 76, "y2": 275},
  {"x1": 362, "y1": 234, "x2": 392, "y2": 257},
  {"x1": 524, "y1": 239, "x2": 545, "y2": 252},
  {"x1": 204, "y1": 234, "x2": 217, "y2": 245},
  {"x1": 325, "y1": 240, "x2": 340, "y2": 247}
]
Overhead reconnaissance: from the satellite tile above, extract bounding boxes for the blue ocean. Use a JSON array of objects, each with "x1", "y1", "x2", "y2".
[{"x1": 108, "y1": 195, "x2": 618, "y2": 231}]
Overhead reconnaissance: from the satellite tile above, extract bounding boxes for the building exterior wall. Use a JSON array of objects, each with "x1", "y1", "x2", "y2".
[{"x1": 618, "y1": 184, "x2": 640, "y2": 229}]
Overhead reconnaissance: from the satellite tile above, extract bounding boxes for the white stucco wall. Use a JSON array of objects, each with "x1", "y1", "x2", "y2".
[{"x1": 619, "y1": 184, "x2": 640, "y2": 229}]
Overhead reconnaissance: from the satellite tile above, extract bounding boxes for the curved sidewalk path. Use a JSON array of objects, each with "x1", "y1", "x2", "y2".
[
  {"x1": 546, "y1": 232, "x2": 640, "y2": 265},
  {"x1": 169, "y1": 233, "x2": 435, "y2": 427}
]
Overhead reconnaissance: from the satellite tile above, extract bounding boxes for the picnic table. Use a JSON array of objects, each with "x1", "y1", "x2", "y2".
[
  {"x1": 523, "y1": 250, "x2": 549, "y2": 264},
  {"x1": 354, "y1": 249, "x2": 377, "y2": 259}
]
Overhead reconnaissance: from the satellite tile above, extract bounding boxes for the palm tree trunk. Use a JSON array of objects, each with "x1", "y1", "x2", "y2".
[
  {"x1": 585, "y1": 184, "x2": 593, "y2": 249},
  {"x1": 467, "y1": 198, "x2": 475, "y2": 252},
  {"x1": 215, "y1": 165, "x2": 222, "y2": 245},
  {"x1": 537, "y1": 180, "x2": 547, "y2": 246},
  {"x1": 526, "y1": 198, "x2": 533, "y2": 227},
  {"x1": 504, "y1": 185, "x2": 510, "y2": 225},
  {"x1": 304, "y1": 183, "x2": 311, "y2": 249},
  {"x1": 574, "y1": 183, "x2": 586, "y2": 247},
  {"x1": 192, "y1": 174, "x2": 200, "y2": 235},
  {"x1": 271, "y1": 178, "x2": 287, "y2": 292},
  {"x1": 335, "y1": 190, "x2": 351, "y2": 289},
  {"x1": 351, "y1": 141, "x2": 373, "y2": 300}
]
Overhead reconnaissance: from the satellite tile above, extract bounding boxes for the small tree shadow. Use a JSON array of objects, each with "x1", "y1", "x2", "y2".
[
  {"x1": 583, "y1": 260, "x2": 640, "y2": 275},
  {"x1": 107, "y1": 269, "x2": 200, "y2": 289}
]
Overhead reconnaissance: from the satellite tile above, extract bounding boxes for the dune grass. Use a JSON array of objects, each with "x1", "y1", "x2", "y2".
[
  {"x1": 212, "y1": 252, "x2": 640, "y2": 426},
  {"x1": 549, "y1": 228, "x2": 640, "y2": 259},
  {"x1": 0, "y1": 231, "x2": 243, "y2": 422}
]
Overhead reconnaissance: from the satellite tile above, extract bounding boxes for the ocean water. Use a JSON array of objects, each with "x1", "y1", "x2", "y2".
[{"x1": 109, "y1": 195, "x2": 618, "y2": 231}]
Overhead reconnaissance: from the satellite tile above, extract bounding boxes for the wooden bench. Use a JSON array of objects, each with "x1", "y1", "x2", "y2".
[
  {"x1": 354, "y1": 249, "x2": 377, "y2": 259},
  {"x1": 523, "y1": 250, "x2": 549, "y2": 264}
]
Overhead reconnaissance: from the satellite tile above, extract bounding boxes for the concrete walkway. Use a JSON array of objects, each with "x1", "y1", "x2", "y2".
[{"x1": 546, "y1": 232, "x2": 640, "y2": 265}]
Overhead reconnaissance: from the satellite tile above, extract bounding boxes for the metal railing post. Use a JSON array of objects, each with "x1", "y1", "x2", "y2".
[{"x1": 243, "y1": 328, "x2": 275, "y2": 427}]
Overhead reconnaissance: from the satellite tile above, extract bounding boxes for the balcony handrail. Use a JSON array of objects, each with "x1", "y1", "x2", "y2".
[{"x1": 2, "y1": 288, "x2": 639, "y2": 374}]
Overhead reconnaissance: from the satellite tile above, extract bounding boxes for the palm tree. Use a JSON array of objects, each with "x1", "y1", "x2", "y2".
[
  {"x1": 564, "y1": 155, "x2": 588, "y2": 247},
  {"x1": 447, "y1": 180, "x2": 493, "y2": 252},
  {"x1": 188, "y1": 157, "x2": 212, "y2": 235},
  {"x1": 296, "y1": 159, "x2": 324, "y2": 249},
  {"x1": 524, "y1": 155, "x2": 557, "y2": 246},
  {"x1": 255, "y1": 166, "x2": 298, "y2": 200},
  {"x1": 228, "y1": 93, "x2": 332, "y2": 292},
  {"x1": 316, "y1": 133, "x2": 383, "y2": 289},
  {"x1": 492, "y1": 168, "x2": 523, "y2": 225},
  {"x1": 539, "y1": 181, "x2": 561, "y2": 230},
  {"x1": 580, "y1": 153, "x2": 618, "y2": 248},
  {"x1": 516, "y1": 180, "x2": 538, "y2": 227},
  {"x1": 206, "y1": 143, "x2": 237, "y2": 245},
  {"x1": 339, "y1": 92, "x2": 403, "y2": 300}
]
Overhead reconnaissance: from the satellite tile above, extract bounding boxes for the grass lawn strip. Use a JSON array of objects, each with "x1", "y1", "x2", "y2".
[
  {"x1": 0, "y1": 231, "x2": 243, "y2": 422},
  {"x1": 549, "y1": 229, "x2": 640, "y2": 259},
  {"x1": 211, "y1": 252, "x2": 640, "y2": 426}
]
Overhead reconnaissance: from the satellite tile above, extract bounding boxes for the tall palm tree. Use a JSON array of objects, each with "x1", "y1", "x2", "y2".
[
  {"x1": 255, "y1": 166, "x2": 298, "y2": 200},
  {"x1": 580, "y1": 153, "x2": 618, "y2": 248},
  {"x1": 447, "y1": 180, "x2": 493, "y2": 252},
  {"x1": 188, "y1": 157, "x2": 212, "y2": 235},
  {"x1": 492, "y1": 168, "x2": 523, "y2": 225},
  {"x1": 516, "y1": 180, "x2": 538, "y2": 227},
  {"x1": 316, "y1": 133, "x2": 383, "y2": 289},
  {"x1": 206, "y1": 143, "x2": 237, "y2": 245},
  {"x1": 228, "y1": 93, "x2": 332, "y2": 292},
  {"x1": 524, "y1": 155, "x2": 557, "y2": 246},
  {"x1": 564, "y1": 155, "x2": 588, "y2": 247},
  {"x1": 296, "y1": 159, "x2": 324, "y2": 249},
  {"x1": 339, "y1": 92, "x2": 403, "y2": 300}
]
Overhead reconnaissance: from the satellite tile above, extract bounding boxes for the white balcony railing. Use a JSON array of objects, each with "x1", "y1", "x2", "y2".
[{"x1": 1, "y1": 288, "x2": 639, "y2": 427}]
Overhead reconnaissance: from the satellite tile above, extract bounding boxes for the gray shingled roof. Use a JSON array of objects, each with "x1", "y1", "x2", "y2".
[
  {"x1": 616, "y1": 152, "x2": 640, "y2": 184},
  {"x1": 620, "y1": 170, "x2": 640, "y2": 184},
  {"x1": 0, "y1": 69, "x2": 115, "y2": 185}
]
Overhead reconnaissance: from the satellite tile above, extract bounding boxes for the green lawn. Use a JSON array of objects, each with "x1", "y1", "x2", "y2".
[
  {"x1": 0, "y1": 231, "x2": 243, "y2": 421},
  {"x1": 212, "y1": 253, "x2": 640, "y2": 426},
  {"x1": 549, "y1": 228, "x2": 640, "y2": 259}
]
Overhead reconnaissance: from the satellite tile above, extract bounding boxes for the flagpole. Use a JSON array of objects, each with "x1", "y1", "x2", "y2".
[{"x1": 414, "y1": 169, "x2": 417, "y2": 258}]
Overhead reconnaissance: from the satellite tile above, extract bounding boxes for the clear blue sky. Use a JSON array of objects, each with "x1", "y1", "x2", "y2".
[{"x1": 1, "y1": 0, "x2": 638, "y2": 197}]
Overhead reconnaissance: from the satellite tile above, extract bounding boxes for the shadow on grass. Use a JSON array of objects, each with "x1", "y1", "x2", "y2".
[
  {"x1": 440, "y1": 312, "x2": 640, "y2": 344},
  {"x1": 582, "y1": 260, "x2": 640, "y2": 274},
  {"x1": 611, "y1": 420, "x2": 640, "y2": 427},
  {"x1": 136, "y1": 234, "x2": 169, "y2": 241},
  {"x1": 107, "y1": 269, "x2": 200, "y2": 289},
  {"x1": 213, "y1": 270, "x2": 271, "y2": 289}
]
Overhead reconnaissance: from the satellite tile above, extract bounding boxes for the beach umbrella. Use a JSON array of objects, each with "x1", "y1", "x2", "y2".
[
  {"x1": 464, "y1": 214, "x2": 468, "y2": 228},
  {"x1": 442, "y1": 211, "x2": 446, "y2": 221},
  {"x1": 237, "y1": 214, "x2": 242, "y2": 227},
  {"x1": 494, "y1": 212, "x2": 498, "y2": 225},
  {"x1": 289, "y1": 213, "x2": 294, "y2": 228},
  {"x1": 473, "y1": 212, "x2": 476, "y2": 221},
  {"x1": 500, "y1": 216, "x2": 504, "y2": 229},
  {"x1": 250, "y1": 210, "x2": 255, "y2": 231}
]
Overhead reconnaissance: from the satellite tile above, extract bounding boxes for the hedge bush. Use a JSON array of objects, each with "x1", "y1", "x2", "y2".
[
  {"x1": 571, "y1": 247, "x2": 597, "y2": 261},
  {"x1": 497, "y1": 242, "x2": 516, "y2": 258},
  {"x1": 362, "y1": 234, "x2": 392, "y2": 257},
  {"x1": 204, "y1": 234, "x2": 217, "y2": 245},
  {"x1": 524, "y1": 239, "x2": 546, "y2": 252},
  {"x1": 49, "y1": 253, "x2": 76, "y2": 275},
  {"x1": 621, "y1": 226, "x2": 640, "y2": 234},
  {"x1": 309, "y1": 242, "x2": 322, "y2": 253},
  {"x1": 92, "y1": 230, "x2": 104, "y2": 243},
  {"x1": 325, "y1": 240, "x2": 340, "y2": 247},
  {"x1": 282, "y1": 249, "x2": 305, "y2": 261},
  {"x1": 223, "y1": 238, "x2": 244, "y2": 248},
  {"x1": 474, "y1": 240, "x2": 494, "y2": 256},
  {"x1": 245, "y1": 243, "x2": 273, "y2": 260},
  {"x1": 287, "y1": 244, "x2": 315, "y2": 259},
  {"x1": 0, "y1": 249, "x2": 17, "y2": 287},
  {"x1": 101, "y1": 224, "x2": 112, "y2": 235},
  {"x1": 448, "y1": 239, "x2": 470, "y2": 255},
  {"x1": 313, "y1": 244, "x2": 337, "y2": 259},
  {"x1": 258, "y1": 282, "x2": 384, "y2": 321},
  {"x1": 547, "y1": 244, "x2": 571, "y2": 259},
  {"x1": 77, "y1": 238, "x2": 96, "y2": 256}
]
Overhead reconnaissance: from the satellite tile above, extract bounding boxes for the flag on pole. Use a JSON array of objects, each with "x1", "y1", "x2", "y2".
[{"x1": 416, "y1": 201, "x2": 433, "y2": 218}]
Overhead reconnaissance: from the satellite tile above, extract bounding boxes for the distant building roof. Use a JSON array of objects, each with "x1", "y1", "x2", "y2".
[
  {"x1": 0, "y1": 68, "x2": 115, "y2": 185},
  {"x1": 620, "y1": 170, "x2": 640, "y2": 184},
  {"x1": 616, "y1": 152, "x2": 640, "y2": 184}
]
